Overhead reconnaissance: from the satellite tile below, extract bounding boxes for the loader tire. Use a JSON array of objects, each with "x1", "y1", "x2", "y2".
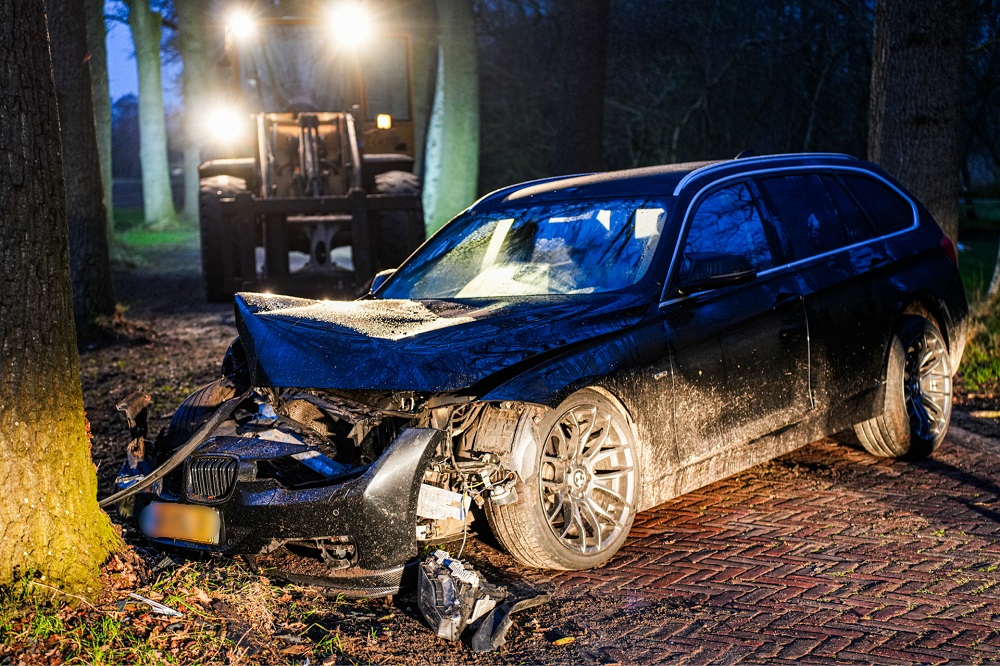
[
  {"x1": 199, "y1": 176, "x2": 246, "y2": 303},
  {"x1": 373, "y1": 171, "x2": 425, "y2": 271}
]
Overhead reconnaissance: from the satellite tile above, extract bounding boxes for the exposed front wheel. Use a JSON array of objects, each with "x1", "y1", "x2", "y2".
[
  {"x1": 486, "y1": 389, "x2": 640, "y2": 570},
  {"x1": 854, "y1": 315, "x2": 953, "y2": 459}
]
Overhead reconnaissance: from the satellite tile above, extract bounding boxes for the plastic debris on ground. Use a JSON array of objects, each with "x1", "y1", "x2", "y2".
[
  {"x1": 416, "y1": 549, "x2": 550, "y2": 652},
  {"x1": 119, "y1": 592, "x2": 183, "y2": 617}
]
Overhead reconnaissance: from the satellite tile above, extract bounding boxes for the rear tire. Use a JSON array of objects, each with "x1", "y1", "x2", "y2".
[
  {"x1": 854, "y1": 316, "x2": 952, "y2": 459},
  {"x1": 486, "y1": 389, "x2": 640, "y2": 570}
]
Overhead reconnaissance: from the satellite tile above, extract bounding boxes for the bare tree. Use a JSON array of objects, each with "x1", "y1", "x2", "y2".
[
  {"x1": 49, "y1": 0, "x2": 117, "y2": 324},
  {"x1": 86, "y1": 0, "x2": 115, "y2": 235},
  {"x1": 0, "y1": 0, "x2": 119, "y2": 596},
  {"x1": 868, "y1": 0, "x2": 968, "y2": 241},
  {"x1": 174, "y1": 0, "x2": 214, "y2": 224},
  {"x1": 123, "y1": 0, "x2": 179, "y2": 227},
  {"x1": 423, "y1": 0, "x2": 480, "y2": 232}
]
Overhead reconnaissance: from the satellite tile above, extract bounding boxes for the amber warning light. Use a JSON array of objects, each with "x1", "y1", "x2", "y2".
[{"x1": 376, "y1": 114, "x2": 393, "y2": 130}]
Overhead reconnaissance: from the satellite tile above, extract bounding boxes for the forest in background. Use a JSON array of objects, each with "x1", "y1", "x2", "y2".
[{"x1": 106, "y1": 0, "x2": 999, "y2": 202}]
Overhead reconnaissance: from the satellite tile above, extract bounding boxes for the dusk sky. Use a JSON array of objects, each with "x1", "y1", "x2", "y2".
[{"x1": 105, "y1": 6, "x2": 182, "y2": 109}]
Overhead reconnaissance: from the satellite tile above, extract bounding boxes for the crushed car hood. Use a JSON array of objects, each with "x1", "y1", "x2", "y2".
[{"x1": 234, "y1": 292, "x2": 650, "y2": 392}]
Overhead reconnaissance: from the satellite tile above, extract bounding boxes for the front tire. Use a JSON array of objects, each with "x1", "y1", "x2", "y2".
[
  {"x1": 854, "y1": 315, "x2": 953, "y2": 459},
  {"x1": 160, "y1": 379, "x2": 236, "y2": 451},
  {"x1": 486, "y1": 389, "x2": 640, "y2": 570}
]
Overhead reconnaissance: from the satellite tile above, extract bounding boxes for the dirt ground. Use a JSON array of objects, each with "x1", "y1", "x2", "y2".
[{"x1": 67, "y1": 239, "x2": 1000, "y2": 664}]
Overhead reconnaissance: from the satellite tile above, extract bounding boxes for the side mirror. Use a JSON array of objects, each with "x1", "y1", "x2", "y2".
[
  {"x1": 370, "y1": 268, "x2": 396, "y2": 294},
  {"x1": 676, "y1": 253, "x2": 756, "y2": 296}
]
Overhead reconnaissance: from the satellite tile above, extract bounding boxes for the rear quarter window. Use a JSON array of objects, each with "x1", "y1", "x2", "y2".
[
  {"x1": 819, "y1": 175, "x2": 875, "y2": 244},
  {"x1": 755, "y1": 174, "x2": 850, "y2": 261},
  {"x1": 837, "y1": 174, "x2": 915, "y2": 235}
]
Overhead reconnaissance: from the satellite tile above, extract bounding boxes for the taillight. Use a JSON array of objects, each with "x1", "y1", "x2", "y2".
[{"x1": 941, "y1": 235, "x2": 958, "y2": 264}]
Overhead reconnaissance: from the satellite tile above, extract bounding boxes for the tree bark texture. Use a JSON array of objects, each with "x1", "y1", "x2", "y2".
[
  {"x1": 0, "y1": 0, "x2": 119, "y2": 596},
  {"x1": 125, "y1": 0, "x2": 178, "y2": 227},
  {"x1": 423, "y1": 0, "x2": 479, "y2": 233},
  {"x1": 174, "y1": 0, "x2": 213, "y2": 223},
  {"x1": 85, "y1": 0, "x2": 115, "y2": 235},
  {"x1": 549, "y1": 0, "x2": 611, "y2": 175},
  {"x1": 49, "y1": 0, "x2": 116, "y2": 324},
  {"x1": 408, "y1": 0, "x2": 438, "y2": 182},
  {"x1": 868, "y1": 0, "x2": 967, "y2": 241}
]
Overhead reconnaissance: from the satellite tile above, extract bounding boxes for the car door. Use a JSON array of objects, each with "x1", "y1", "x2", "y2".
[
  {"x1": 753, "y1": 172, "x2": 889, "y2": 417},
  {"x1": 662, "y1": 180, "x2": 813, "y2": 465}
]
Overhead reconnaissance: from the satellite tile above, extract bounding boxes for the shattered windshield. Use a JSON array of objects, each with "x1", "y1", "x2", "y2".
[{"x1": 380, "y1": 198, "x2": 672, "y2": 299}]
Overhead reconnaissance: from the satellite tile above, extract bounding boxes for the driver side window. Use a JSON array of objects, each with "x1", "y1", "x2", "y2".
[{"x1": 681, "y1": 182, "x2": 774, "y2": 279}]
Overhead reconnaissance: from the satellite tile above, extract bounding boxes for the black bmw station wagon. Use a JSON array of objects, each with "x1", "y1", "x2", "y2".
[{"x1": 114, "y1": 153, "x2": 967, "y2": 595}]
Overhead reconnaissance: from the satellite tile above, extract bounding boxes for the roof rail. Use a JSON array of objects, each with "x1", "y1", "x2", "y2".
[
  {"x1": 672, "y1": 152, "x2": 857, "y2": 196},
  {"x1": 469, "y1": 172, "x2": 592, "y2": 211}
]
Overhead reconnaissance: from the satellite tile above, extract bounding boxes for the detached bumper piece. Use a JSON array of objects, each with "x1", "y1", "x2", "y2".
[{"x1": 133, "y1": 427, "x2": 445, "y2": 597}]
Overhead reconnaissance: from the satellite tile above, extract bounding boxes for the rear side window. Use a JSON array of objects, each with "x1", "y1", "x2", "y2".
[
  {"x1": 837, "y1": 174, "x2": 915, "y2": 235},
  {"x1": 820, "y1": 175, "x2": 875, "y2": 244},
  {"x1": 681, "y1": 182, "x2": 774, "y2": 273},
  {"x1": 756, "y1": 174, "x2": 850, "y2": 261}
]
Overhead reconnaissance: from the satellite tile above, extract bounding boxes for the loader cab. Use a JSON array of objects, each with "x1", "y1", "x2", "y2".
[{"x1": 197, "y1": 2, "x2": 426, "y2": 302}]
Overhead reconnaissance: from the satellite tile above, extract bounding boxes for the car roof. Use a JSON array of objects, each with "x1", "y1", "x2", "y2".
[{"x1": 471, "y1": 152, "x2": 861, "y2": 210}]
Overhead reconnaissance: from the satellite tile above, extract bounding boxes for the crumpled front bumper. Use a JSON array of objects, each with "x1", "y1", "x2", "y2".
[{"x1": 130, "y1": 427, "x2": 444, "y2": 596}]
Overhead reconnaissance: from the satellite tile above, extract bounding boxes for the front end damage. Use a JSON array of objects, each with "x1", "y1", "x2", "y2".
[{"x1": 112, "y1": 382, "x2": 539, "y2": 597}]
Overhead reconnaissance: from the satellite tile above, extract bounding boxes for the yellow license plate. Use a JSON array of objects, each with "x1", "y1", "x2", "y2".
[{"x1": 139, "y1": 502, "x2": 221, "y2": 545}]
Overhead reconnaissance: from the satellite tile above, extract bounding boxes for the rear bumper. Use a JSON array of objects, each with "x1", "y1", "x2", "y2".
[{"x1": 131, "y1": 428, "x2": 444, "y2": 595}]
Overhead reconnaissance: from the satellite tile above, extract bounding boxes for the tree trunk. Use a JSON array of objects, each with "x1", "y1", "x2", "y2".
[
  {"x1": 409, "y1": 0, "x2": 438, "y2": 182},
  {"x1": 549, "y1": 0, "x2": 611, "y2": 175},
  {"x1": 85, "y1": 0, "x2": 114, "y2": 236},
  {"x1": 988, "y1": 242, "x2": 1000, "y2": 302},
  {"x1": 125, "y1": 0, "x2": 178, "y2": 227},
  {"x1": 868, "y1": 0, "x2": 967, "y2": 241},
  {"x1": 0, "y1": 0, "x2": 119, "y2": 597},
  {"x1": 423, "y1": 0, "x2": 479, "y2": 233},
  {"x1": 174, "y1": 0, "x2": 213, "y2": 224},
  {"x1": 48, "y1": 0, "x2": 117, "y2": 326}
]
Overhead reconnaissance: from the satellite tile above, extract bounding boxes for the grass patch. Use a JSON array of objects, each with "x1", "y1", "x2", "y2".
[
  {"x1": 957, "y1": 199, "x2": 1000, "y2": 399},
  {"x1": 958, "y1": 300, "x2": 1000, "y2": 397},
  {"x1": 0, "y1": 559, "x2": 286, "y2": 665},
  {"x1": 958, "y1": 231, "x2": 998, "y2": 300},
  {"x1": 113, "y1": 207, "x2": 146, "y2": 233},
  {"x1": 960, "y1": 197, "x2": 1000, "y2": 234},
  {"x1": 117, "y1": 229, "x2": 198, "y2": 249},
  {"x1": 0, "y1": 574, "x2": 164, "y2": 665}
]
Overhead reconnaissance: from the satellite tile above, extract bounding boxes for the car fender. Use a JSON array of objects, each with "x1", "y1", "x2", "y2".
[{"x1": 478, "y1": 319, "x2": 665, "y2": 406}]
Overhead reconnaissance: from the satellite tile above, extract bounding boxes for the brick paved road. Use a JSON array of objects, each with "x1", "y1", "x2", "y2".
[{"x1": 448, "y1": 425, "x2": 1000, "y2": 664}]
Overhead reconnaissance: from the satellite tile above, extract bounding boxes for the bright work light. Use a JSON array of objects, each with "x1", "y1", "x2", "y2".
[
  {"x1": 376, "y1": 114, "x2": 392, "y2": 130},
  {"x1": 227, "y1": 8, "x2": 256, "y2": 40},
  {"x1": 329, "y1": 3, "x2": 373, "y2": 46},
  {"x1": 205, "y1": 106, "x2": 247, "y2": 144}
]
